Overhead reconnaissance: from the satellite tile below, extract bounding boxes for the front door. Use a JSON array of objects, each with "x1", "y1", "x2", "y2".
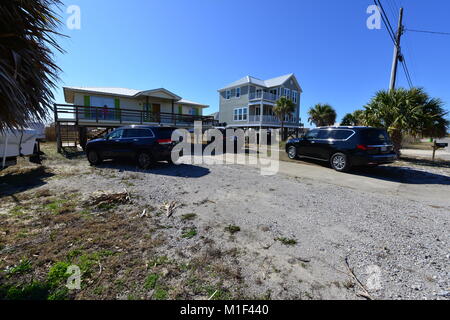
[{"x1": 153, "y1": 104, "x2": 161, "y2": 123}]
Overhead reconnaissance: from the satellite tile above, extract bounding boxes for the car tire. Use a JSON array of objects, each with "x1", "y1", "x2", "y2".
[
  {"x1": 137, "y1": 152, "x2": 153, "y2": 169},
  {"x1": 167, "y1": 157, "x2": 175, "y2": 165},
  {"x1": 287, "y1": 146, "x2": 298, "y2": 160},
  {"x1": 330, "y1": 152, "x2": 351, "y2": 172},
  {"x1": 87, "y1": 150, "x2": 102, "y2": 166}
]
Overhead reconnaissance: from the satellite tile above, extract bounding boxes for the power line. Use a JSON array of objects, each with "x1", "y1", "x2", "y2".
[
  {"x1": 400, "y1": 58, "x2": 413, "y2": 88},
  {"x1": 405, "y1": 28, "x2": 450, "y2": 36},
  {"x1": 374, "y1": 0, "x2": 397, "y2": 44},
  {"x1": 375, "y1": 0, "x2": 414, "y2": 89}
]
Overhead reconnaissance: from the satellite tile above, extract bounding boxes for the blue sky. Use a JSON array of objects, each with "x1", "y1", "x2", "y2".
[{"x1": 53, "y1": 0, "x2": 450, "y2": 126}]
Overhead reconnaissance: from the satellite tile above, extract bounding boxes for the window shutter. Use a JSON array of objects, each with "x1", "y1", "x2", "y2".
[
  {"x1": 178, "y1": 105, "x2": 183, "y2": 114},
  {"x1": 84, "y1": 96, "x2": 90, "y2": 117}
]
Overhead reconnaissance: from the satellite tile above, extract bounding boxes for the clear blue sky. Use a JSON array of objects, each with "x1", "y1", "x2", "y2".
[{"x1": 52, "y1": 0, "x2": 450, "y2": 126}]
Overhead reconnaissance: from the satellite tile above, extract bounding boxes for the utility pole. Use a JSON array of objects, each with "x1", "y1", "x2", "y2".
[{"x1": 389, "y1": 7, "x2": 404, "y2": 91}]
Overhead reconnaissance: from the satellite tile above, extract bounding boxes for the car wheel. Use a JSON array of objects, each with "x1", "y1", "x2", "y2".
[
  {"x1": 87, "y1": 150, "x2": 102, "y2": 166},
  {"x1": 287, "y1": 146, "x2": 298, "y2": 160},
  {"x1": 167, "y1": 157, "x2": 174, "y2": 165},
  {"x1": 137, "y1": 152, "x2": 153, "y2": 169},
  {"x1": 330, "y1": 153, "x2": 351, "y2": 172}
]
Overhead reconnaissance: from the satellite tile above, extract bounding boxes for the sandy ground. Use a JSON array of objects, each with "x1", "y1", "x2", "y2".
[{"x1": 0, "y1": 144, "x2": 449, "y2": 300}]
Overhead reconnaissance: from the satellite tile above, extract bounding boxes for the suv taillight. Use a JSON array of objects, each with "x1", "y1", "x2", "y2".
[
  {"x1": 356, "y1": 144, "x2": 376, "y2": 151},
  {"x1": 157, "y1": 139, "x2": 172, "y2": 145}
]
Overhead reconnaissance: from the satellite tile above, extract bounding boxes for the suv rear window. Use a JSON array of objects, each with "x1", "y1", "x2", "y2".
[
  {"x1": 330, "y1": 130, "x2": 353, "y2": 140},
  {"x1": 154, "y1": 127, "x2": 175, "y2": 139},
  {"x1": 123, "y1": 128, "x2": 154, "y2": 138},
  {"x1": 361, "y1": 129, "x2": 391, "y2": 144}
]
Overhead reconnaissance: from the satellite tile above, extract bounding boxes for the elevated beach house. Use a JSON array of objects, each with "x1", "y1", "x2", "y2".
[
  {"x1": 54, "y1": 87, "x2": 215, "y2": 152},
  {"x1": 218, "y1": 74, "x2": 303, "y2": 134}
]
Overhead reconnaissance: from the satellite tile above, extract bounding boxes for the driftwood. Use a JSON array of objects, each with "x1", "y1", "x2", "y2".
[
  {"x1": 344, "y1": 257, "x2": 375, "y2": 300},
  {"x1": 87, "y1": 189, "x2": 131, "y2": 207},
  {"x1": 162, "y1": 201, "x2": 179, "y2": 218}
]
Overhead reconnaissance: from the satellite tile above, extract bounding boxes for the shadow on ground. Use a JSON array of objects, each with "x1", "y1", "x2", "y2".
[
  {"x1": 351, "y1": 165, "x2": 450, "y2": 185},
  {"x1": 292, "y1": 157, "x2": 450, "y2": 185},
  {"x1": 0, "y1": 166, "x2": 54, "y2": 197},
  {"x1": 97, "y1": 160, "x2": 211, "y2": 178}
]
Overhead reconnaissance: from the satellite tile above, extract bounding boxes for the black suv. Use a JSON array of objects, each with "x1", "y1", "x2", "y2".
[
  {"x1": 86, "y1": 126, "x2": 176, "y2": 169},
  {"x1": 286, "y1": 127, "x2": 397, "y2": 172}
]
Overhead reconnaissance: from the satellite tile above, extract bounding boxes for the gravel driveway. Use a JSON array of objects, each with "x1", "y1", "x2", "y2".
[{"x1": 1, "y1": 146, "x2": 449, "y2": 300}]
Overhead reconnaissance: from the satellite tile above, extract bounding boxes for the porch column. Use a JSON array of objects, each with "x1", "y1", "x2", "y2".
[
  {"x1": 171, "y1": 99, "x2": 175, "y2": 125},
  {"x1": 260, "y1": 102, "x2": 263, "y2": 125}
]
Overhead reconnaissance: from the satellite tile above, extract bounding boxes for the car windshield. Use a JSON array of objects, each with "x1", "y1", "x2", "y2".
[{"x1": 361, "y1": 129, "x2": 391, "y2": 144}]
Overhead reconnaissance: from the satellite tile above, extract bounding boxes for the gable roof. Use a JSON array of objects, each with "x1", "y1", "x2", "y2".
[
  {"x1": 219, "y1": 73, "x2": 302, "y2": 91},
  {"x1": 63, "y1": 87, "x2": 208, "y2": 108}
]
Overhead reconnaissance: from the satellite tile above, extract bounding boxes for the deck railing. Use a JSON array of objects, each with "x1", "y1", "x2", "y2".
[
  {"x1": 53, "y1": 104, "x2": 217, "y2": 126},
  {"x1": 248, "y1": 115, "x2": 297, "y2": 124},
  {"x1": 249, "y1": 92, "x2": 279, "y2": 102}
]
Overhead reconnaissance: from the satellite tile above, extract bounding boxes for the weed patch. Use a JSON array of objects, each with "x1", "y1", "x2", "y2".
[
  {"x1": 275, "y1": 237, "x2": 297, "y2": 246},
  {"x1": 225, "y1": 225, "x2": 241, "y2": 234}
]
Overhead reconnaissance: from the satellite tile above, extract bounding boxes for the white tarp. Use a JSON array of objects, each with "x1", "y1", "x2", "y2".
[{"x1": 0, "y1": 128, "x2": 38, "y2": 158}]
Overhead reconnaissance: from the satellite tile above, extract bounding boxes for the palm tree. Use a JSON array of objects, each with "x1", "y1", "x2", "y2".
[
  {"x1": 308, "y1": 104, "x2": 337, "y2": 127},
  {"x1": 0, "y1": 0, "x2": 64, "y2": 131},
  {"x1": 341, "y1": 110, "x2": 364, "y2": 126},
  {"x1": 363, "y1": 88, "x2": 448, "y2": 154},
  {"x1": 273, "y1": 97, "x2": 296, "y2": 141}
]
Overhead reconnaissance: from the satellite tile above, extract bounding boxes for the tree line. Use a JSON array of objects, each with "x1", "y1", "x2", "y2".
[{"x1": 302, "y1": 88, "x2": 449, "y2": 153}]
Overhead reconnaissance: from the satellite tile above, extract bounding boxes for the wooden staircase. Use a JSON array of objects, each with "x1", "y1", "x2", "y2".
[{"x1": 58, "y1": 122, "x2": 79, "y2": 149}]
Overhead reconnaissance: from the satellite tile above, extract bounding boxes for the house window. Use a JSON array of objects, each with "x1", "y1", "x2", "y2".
[
  {"x1": 283, "y1": 88, "x2": 291, "y2": 99},
  {"x1": 233, "y1": 107, "x2": 248, "y2": 121},
  {"x1": 292, "y1": 90, "x2": 298, "y2": 103},
  {"x1": 226, "y1": 90, "x2": 231, "y2": 100},
  {"x1": 236, "y1": 87, "x2": 241, "y2": 98}
]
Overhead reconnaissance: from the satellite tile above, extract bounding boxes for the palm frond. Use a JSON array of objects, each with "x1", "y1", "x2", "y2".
[{"x1": 0, "y1": 0, "x2": 65, "y2": 131}]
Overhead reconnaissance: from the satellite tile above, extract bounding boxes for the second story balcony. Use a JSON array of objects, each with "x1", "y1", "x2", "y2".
[
  {"x1": 249, "y1": 91, "x2": 279, "y2": 102},
  {"x1": 248, "y1": 115, "x2": 298, "y2": 126}
]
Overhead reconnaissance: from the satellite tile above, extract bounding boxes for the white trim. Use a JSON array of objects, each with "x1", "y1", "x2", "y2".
[
  {"x1": 233, "y1": 107, "x2": 248, "y2": 121},
  {"x1": 292, "y1": 90, "x2": 298, "y2": 103}
]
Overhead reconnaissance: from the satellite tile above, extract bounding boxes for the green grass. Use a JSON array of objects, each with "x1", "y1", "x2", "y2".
[
  {"x1": 275, "y1": 237, "x2": 297, "y2": 246},
  {"x1": 144, "y1": 273, "x2": 160, "y2": 290},
  {"x1": 0, "y1": 281, "x2": 50, "y2": 300},
  {"x1": 9, "y1": 206, "x2": 27, "y2": 217},
  {"x1": 43, "y1": 199, "x2": 75, "y2": 215},
  {"x1": 182, "y1": 228, "x2": 197, "y2": 239},
  {"x1": 6, "y1": 259, "x2": 32, "y2": 277},
  {"x1": 153, "y1": 288, "x2": 168, "y2": 300},
  {"x1": 225, "y1": 225, "x2": 241, "y2": 234},
  {"x1": 47, "y1": 261, "x2": 71, "y2": 288}
]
